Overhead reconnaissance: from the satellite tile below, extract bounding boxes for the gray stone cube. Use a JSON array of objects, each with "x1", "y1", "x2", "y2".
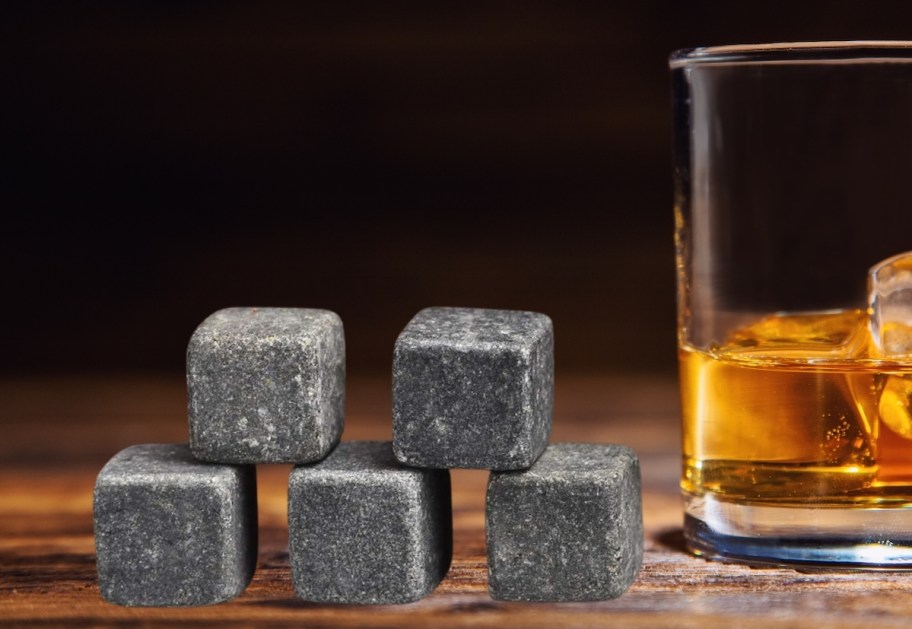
[
  {"x1": 187, "y1": 307, "x2": 345, "y2": 464},
  {"x1": 486, "y1": 443, "x2": 642, "y2": 602},
  {"x1": 288, "y1": 441, "x2": 452, "y2": 604},
  {"x1": 392, "y1": 307, "x2": 553, "y2": 471},
  {"x1": 93, "y1": 444, "x2": 258, "y2": 606}
]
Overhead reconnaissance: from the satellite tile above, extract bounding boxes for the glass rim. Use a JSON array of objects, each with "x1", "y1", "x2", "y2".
[{"x1": 670, "y1": 41, "x2": 912, "y2": 68}]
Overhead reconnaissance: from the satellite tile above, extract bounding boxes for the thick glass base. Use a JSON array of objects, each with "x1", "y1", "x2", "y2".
[{"x1": 684, "y1": 493, "x2": 912, "y2": 569}]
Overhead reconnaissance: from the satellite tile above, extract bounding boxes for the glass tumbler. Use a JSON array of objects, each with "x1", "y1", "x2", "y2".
[{"x1": 671, "y1": 42, "x2": 912, "y2": 567}]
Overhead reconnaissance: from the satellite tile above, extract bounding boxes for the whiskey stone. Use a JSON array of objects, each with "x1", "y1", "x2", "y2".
[
  {"x1": 188, "y1": 307, "x2": 345, "y2": 464},
  {"x1": 93, "y1": 444, "x2": 258, "y2": 606},
  {"x1": 288, "y1": 441, "x2": 452, "y2": 604},
  {"x1": 392, "y1": 307, "x2": 553, "y2": 470},
  {"x1": 486, "y1": 443, "x2": 643, "y2": 602}
]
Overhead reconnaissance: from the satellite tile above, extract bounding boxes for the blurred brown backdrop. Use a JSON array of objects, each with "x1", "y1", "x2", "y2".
[{"x1": 4, "y1": 1, "x2": 912, "y2": 378}]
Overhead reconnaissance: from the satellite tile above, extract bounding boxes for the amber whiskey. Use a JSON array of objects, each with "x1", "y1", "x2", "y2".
[{"x1": 680, "y1": 309, "x2": 912, "y2": 506}]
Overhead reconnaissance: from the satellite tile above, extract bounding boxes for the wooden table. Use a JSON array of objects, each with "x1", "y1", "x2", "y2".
[{"x1": 3, "y1": 375, "x2": 912, "y2": 628}]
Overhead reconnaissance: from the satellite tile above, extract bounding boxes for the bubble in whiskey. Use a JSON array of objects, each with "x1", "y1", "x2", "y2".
[
  {"x1": 820, "y1": 413, "x2": 866, "y2": 465},
  {"x1": 879, "y1": 375, "x2": 912, "y2": 439}
]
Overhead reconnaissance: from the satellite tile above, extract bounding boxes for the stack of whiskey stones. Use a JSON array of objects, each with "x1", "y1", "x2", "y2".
[{"x1": 93, "y1": 306, "x2": 642, "y2": 607}]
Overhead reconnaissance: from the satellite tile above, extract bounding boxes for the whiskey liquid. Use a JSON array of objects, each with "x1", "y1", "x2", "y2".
[{"x1": 681, "y1": 309, "x2": 912, "y2": 506}]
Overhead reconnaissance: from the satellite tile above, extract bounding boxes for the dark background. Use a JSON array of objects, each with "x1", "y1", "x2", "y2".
[{"x1": 4, "y1": 1, "x2": 912, "y2": 378}]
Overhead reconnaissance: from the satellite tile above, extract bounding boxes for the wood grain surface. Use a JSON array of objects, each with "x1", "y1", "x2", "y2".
[{"x1": 3, "y1": 375, "x2": 912, "y2": 628}]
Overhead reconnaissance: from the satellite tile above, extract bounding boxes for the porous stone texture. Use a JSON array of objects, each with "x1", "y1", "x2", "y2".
[
  {"x1": 187, "y1": 307, "x2": 345, "y2": 464},
  {"x1": 93, "y1": 444, "x2": 258, "y2": 607},
  {"x1": 392, "y1": 307, "x2": 553, "y2": 471},
  {"x1": 288, "y1": 441, "x2": 452, "y2": 604},
  {"x1": 486, "y1": 443, "x2": 643, "y2": 602}
]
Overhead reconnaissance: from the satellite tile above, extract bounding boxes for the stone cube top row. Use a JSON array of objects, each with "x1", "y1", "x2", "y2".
[
  {"x1": 187, "y1": 307, "x2": 345, "y2": 464},
  {"x1": 187, "y1": 306, "x2": 553, "y2": 470},
  {"x1": 393, "y1": 307, "x2": 553, "y2": 470}
]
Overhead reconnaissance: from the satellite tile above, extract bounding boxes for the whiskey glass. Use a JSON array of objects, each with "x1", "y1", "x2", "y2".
[{"x1": 671, "y1": 42, "x2": 912, "y2": 567}]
